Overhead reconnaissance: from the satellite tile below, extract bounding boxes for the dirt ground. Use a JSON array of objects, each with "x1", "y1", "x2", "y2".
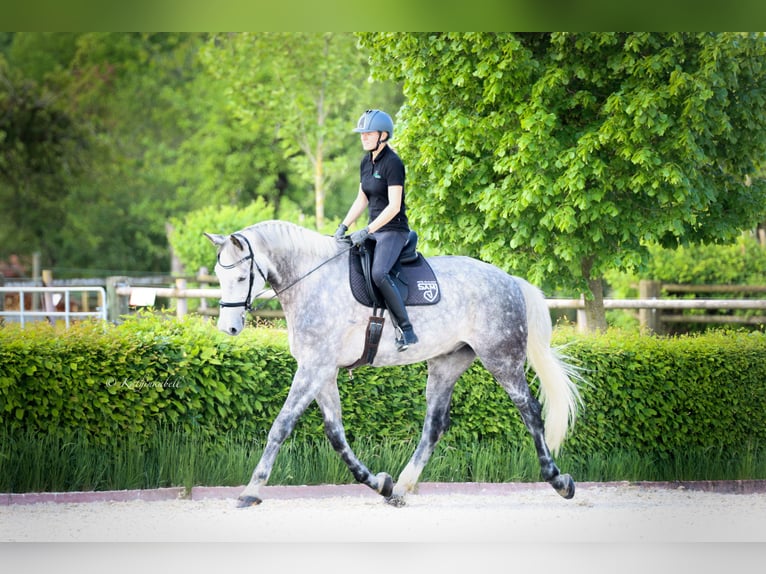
[
  {"x1": 2, "y1": 481, "x2": 766, "y2": 543},
  {"x1": 2, "y1": 482, "x2": 766, "y2": 573}
]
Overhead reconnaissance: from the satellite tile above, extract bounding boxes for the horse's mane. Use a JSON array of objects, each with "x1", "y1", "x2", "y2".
[{"x1": 244, "y1": 220, "x2": 340, "y2": 260}]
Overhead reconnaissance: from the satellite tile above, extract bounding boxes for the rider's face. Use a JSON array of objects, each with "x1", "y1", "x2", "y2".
[{"x1": 361, "y1": 131, "x2": 384, "y2": 151}]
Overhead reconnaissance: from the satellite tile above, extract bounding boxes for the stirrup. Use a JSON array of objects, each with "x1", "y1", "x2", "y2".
[{"x1": 395, "y1": 326, "x2": 419, "y2": 352}]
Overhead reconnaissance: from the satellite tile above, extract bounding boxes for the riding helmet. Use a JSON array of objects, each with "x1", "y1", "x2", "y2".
[{"x1": 353, "y1": 109, "x2": 394, "y2": 138}]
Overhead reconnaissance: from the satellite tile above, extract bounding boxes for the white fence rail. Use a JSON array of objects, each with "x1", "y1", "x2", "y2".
[
  {"x1": 548, "y1": 297, "x2": 766, "y2": 332},
  {"x1": 112, "y1": 279, "x2": 276, "y2": 320},
  {"x1": 547, "y1": 299, "x2": 766, "y2": 311},
  {"x1": 111, "y1": 282, "x2": 766, "y2": 333},
  {"x1": 4, "y1": 273, "x2": 765, "y2": 333},
  {"x1": 0, "y1": 286, "x2": 107, "y2": 327}
]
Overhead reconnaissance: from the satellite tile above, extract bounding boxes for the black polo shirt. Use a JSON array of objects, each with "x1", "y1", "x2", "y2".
[{"x1": 359, "y1": 145, "x2": 409, "y2": 232}]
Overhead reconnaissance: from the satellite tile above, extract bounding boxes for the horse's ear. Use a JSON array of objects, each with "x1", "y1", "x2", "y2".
[
  {"x1": 230, "y1": 235, "x2": 244, "y2": 250},
  {"x1": 204, "y1": 233, "x2": 226, "y2": 247}
]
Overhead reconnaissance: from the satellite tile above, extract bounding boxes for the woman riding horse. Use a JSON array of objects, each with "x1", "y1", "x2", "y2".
[{"x1": 334, "y1": 109, "x2": 419, "y2": 351}]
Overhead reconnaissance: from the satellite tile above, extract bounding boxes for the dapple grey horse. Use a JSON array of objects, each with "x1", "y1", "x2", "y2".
[{"x1": 205, "y1": 220, "x2": 581, "y2": 507}]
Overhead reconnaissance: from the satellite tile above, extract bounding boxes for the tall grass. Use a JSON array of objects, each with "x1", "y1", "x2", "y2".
[{"x1": 2, "y1": 426, "x2": 765, "y2": 493}]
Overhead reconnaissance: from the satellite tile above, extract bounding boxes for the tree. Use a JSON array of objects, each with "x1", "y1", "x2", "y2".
[
  {"x1": 1, "y1": 33, "x2": 403, "y2": 276},
  {"x1": 167, "y1": 197, "x2": 275, "y2": 275},
  {"x1": 0, "y1": 51, "x2": 89, "y2": 265},
  {"x1": 57, "y1": 33, "x2": 213, "y2": 274},
  {"x1": 0, "y1": 33, "x2": 207, "y2": 273},
  {"x1": 200, "y1": 33, "x2": 378, "y2": 228},
  {"x1": 359, "y1": 32, "x2": 766, "y2": 331}
]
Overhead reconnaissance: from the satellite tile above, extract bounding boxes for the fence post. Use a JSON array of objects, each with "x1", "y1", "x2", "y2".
[
  {"x1": 175, "y1": 277, "x2": 187, "y2": 319},
  {"x1": 32, "y1": 252, "x2": 41, "y2": 311},
  {"x1": 42, "y1": 269, "x2": 56, "y2": 325},
  {"x1": 576, "y1": 295, "x2": 588, "y2": 333},
  {"x1": 198, "y1": 267, "x2": 209, "y2": 314},
  {"x1": 106, "y1": 276, "x2": 129, "y2": 322},
  {"x1": 639, "y1": 280, "x2": 662, "y2": 334}
]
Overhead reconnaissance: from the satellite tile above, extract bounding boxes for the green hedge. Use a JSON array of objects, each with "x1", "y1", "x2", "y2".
[
  {"x1": 2, "y1": 314, "x2": 766, "y2": 458},
  {"x1": 563, "y1": 331, "x2": 766, "y2": 457}
]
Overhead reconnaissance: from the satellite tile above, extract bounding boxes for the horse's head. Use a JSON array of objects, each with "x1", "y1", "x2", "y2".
[{"x1": 205, "y1": 232, "x2": 267, "y2": 336}]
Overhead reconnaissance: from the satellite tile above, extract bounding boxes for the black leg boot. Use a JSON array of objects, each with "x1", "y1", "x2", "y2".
[{"x1": 377, "y1": 274, "x2": 418, "y2": 351}]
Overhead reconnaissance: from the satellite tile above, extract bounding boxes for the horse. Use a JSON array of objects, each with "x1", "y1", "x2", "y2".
[{"x1": 205, "y1": 220, "x2": 582, "y2": 508}]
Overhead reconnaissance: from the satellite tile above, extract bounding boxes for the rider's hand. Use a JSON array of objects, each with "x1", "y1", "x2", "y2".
[
  {"x1": 349, "y1": 227, "x2": 370, "y2": 247},
  {"x1": 334, "y1": 223, "x2": 348, "y2": 241}
]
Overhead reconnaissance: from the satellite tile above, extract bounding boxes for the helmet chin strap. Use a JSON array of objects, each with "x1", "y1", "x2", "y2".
[{"x1": 374, "y1": 132, "x2": 389, "y2": 152}]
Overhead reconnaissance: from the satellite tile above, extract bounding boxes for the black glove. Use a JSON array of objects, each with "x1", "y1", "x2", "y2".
[
  {"x1": 334, "y1": 223, "x2": 348, "y2": 241},
  {"x1": 349, "y1": 227, "x2": 370, "y2": 247}
]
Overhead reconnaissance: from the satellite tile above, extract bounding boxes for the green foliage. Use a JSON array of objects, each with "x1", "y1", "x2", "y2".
[
  {"x1": 1, "y1": 33, "x2": 213, "y2": 274},
  {"x1": 0, "y1": 315, "x2": 288, "y2": 445},
  {"x1": 1, "y1": 33, "x2": 401, "y2": 276},
  {"x1": 199, "y1": 33, "x2": 397, "y2": 228},
  {"x1": 3, "y1": 317, "x2": 766, "y2": 465},
  {"x1": 167, "y1": 198, "x2": 275, "y2": 274},
  {"x1": 0, "y1": 52, "x2": 90, "y2": 263},
  {"x1": 647, "y1": 234, "x2": 766, "y2": 286},
  {"x1": 359, "y1": 33, "x2": 766, "y2": 301},
  {"x1": 562, "y1": 329, "x2": 766, "y2": 458},
  {"x1": 604, "y1": 234, "x2": 766, "y2": 331},
  {"x1": 4, "y1": 426, "x2": 765, "y2": 492},
  {"x1": 166, "y1": 197, "x2": 345, "y2": 274}
]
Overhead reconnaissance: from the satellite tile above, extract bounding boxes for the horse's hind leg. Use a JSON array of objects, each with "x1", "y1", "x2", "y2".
[
  {"x1": 388, "y1": 346, "x2": 476, "y2": 507},
  {"x1": 485, "y1": 358, "x2": 575, "y2": 499},
  {"x1": 513, "y1": 383, "x2": 575, "y2": 498},
  {"x1": 314, "y1": 377, "x2": 394, "y2": 498}
]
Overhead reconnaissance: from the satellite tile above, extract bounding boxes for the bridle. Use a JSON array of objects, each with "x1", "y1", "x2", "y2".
[
  {"x1": 216, "y1": 232, "x2": 352, "y2": 314},
  {"x1": 216, "y1": 233, "x2": 268, "y2": 312}
]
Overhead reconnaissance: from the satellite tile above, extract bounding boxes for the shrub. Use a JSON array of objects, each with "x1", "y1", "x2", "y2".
[
  {"x1": 2, "y1": 317, "x2": 766, "y2": 461},
  {"x1": 166, "y1": 198, "x2": 341, "y2": 275},
  {"x1": 561, "y1": 329, "x2": 766, "y2": 458}
]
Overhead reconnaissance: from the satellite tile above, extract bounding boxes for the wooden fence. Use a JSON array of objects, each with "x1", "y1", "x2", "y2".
[
  {"x1": 5, "y1": 270, "x2": 765, "y2": 333},
  {"x1": 110, "y1": 274, "x2": 766, "y2": 334},
  {"x1": 636, "y1": 280, "x2": 766, "y2": 333}
]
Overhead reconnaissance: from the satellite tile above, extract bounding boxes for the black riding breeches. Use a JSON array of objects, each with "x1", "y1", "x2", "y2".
[{"x1": 370, "y1": 230, "x2": 409, "y2": 287}]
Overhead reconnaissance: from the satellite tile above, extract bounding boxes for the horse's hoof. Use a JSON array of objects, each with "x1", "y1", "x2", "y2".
[
  {"x1": 236, "y1": 495, "x2": 262, "y2": 508},
  {"x1": 385, "y1": 495, "x2": 407, "y2": 508},
  {"x1": 376, "y1": 472, "x2": 394, "y2": 498},
  {"x1": 552, "y1": 474, "x2": 575, "y2": 499}
]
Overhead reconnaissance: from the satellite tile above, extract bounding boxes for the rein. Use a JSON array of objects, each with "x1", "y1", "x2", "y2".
[{"x1": 218, "y1": 232, "x2": 352, "y2": 313}]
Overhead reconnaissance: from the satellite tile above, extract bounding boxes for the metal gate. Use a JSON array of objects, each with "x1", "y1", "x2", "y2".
[{"x1": 0, "y1": 286, "x2": 107, "y2": 328}]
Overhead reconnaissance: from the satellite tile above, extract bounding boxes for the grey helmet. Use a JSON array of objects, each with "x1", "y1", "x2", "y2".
[{"x1": 353, "y1": 109, "x2": 394, "y2": 140}]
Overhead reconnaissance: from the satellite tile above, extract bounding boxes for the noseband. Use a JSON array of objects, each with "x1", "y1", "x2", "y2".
[{"x1": 217, "y1": 233, "x2": 268, "y2": 312}]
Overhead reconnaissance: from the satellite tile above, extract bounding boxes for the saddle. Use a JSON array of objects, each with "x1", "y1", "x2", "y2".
[
  {"x1": 348, "y1": 231, "x2": 441, "y2": 308},
  {"x1": 344, "y1": 231, "x2": 440, "y2": 373}
]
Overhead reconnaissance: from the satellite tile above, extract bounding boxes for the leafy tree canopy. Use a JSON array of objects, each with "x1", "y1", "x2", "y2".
[
  {"x1": 359, "y1": 32, "x2": 766, "y2": 329},
  {"x1": 0, "y1": 51, "x2": 89, "y2": 265},
  {"x1": 200, "y1": 32, "x2": 401, "y2": 228}
]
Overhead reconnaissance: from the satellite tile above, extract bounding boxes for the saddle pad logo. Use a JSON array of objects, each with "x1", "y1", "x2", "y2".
[{"x1": 417, "y1": 280, "x2": 439, "y2": 303}]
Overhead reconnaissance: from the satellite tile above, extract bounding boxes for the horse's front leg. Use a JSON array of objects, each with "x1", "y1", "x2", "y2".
[
  {"x1": 237, "y1": 364, "x2": 330, "y2": 508},
  {"x1": 314, "y1": 377, "x2": 393, "y2": 498}
]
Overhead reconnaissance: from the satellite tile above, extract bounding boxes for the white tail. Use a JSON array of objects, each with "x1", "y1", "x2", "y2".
[{"x1": 517, "y1": 278, "x2": 582, "y2": 454}]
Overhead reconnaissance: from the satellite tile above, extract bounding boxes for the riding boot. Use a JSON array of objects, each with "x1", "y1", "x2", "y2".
[{"x1": 377, "y1": 274, "x2": 419, "y2": 351}]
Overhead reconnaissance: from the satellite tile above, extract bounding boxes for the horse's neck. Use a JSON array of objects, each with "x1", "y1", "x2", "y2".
[
  {"x1": 267, "y1": 251, "x2": 301, "y2": 292},
  {"x1": 251, "y1": 226, "x2": 335, "y2": 295}
]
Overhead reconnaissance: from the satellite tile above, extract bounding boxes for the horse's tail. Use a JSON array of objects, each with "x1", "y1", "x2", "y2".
[{"x1": 517, "y1": 278, "x2": 582, "y2": 454}]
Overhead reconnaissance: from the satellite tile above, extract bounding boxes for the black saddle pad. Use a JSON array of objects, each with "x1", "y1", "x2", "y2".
[{"x1": 349, "y1": 247, "x2": 441, "y2": 308}]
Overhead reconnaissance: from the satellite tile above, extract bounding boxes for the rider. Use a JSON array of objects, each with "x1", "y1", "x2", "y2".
[{"x1": 334, "y1": 109, "x2": 419, "y2": 351}]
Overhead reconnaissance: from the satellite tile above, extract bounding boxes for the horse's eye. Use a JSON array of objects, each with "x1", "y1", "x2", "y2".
[{"x1": 237, "y1": 276, "x2": 248, "y2": 283}]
